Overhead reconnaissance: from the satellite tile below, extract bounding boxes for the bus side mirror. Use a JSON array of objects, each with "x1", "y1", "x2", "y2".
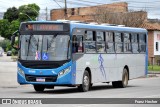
[{"x1": 11, "y1": 30, "x2": 19, "y2": 50}]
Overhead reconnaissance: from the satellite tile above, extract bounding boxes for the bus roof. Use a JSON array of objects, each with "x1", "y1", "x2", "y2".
[
  {"x1": 70, "y1": 23, "x2": 147, "y2": 33},
  {"x1": 22, "y1": 21, "x2": 147, "y2": 33}
]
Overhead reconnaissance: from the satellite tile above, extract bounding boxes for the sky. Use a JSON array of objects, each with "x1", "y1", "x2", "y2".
[{"x1": 0, "y1": 0, "x2": 160, "y2": 19}]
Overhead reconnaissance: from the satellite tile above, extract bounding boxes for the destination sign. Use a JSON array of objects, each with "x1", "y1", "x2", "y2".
[{"x1": 26, "y1": 24, "x2": 64, "y2": 31}]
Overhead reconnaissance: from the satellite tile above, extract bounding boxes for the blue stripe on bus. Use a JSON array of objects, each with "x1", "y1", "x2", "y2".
[
  {"x1": 145, "y1": 32, "x2": 148, "y2": 75},
  {"x1": 17, "y1": 61, "x2": 76, "y2": 85}
]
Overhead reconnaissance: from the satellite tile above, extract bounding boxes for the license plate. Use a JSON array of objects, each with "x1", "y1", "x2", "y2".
[{"x1": 36, "y1": 78, "x2": 45, "y2": 82}]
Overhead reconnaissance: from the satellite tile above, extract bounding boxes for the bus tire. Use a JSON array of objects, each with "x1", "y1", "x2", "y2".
[
  {"x1": 33, "y1": 85, "x2": 45, "y2": 92},
  {"x1": 78, "y1": 70, "x2": 90, "y2": 92},
  {"x1": 112, "y1": 68, "x2": 128, "y2": 88}
]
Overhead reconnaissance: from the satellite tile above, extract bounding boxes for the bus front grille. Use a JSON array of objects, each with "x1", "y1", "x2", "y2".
[
  {"x1": 25, "y1": 75, "x2": 57, "y2": 82},
  {"x1": 18, "y1": 60, "x2": 70, "y2": 69}
]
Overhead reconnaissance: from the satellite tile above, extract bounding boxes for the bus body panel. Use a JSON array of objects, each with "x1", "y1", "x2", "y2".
[{"x1": 75, "y1": 54, "x2": 146, "y2": 84}]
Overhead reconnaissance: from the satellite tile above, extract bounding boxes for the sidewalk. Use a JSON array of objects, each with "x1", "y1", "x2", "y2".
[{"x1": 0, "y1": 62, "x2": 19, "y2": 88}]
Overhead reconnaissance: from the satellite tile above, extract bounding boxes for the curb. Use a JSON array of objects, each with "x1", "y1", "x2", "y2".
[
  {"x1": 147, "y1": 74, "x2": 158, "y2": 77},
  {"x1": 148, "y1": 71, "x2": 160, "y2": 74}
]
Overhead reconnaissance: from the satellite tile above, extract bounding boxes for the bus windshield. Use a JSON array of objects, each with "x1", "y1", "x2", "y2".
[{"x1": 20, "y1": 34, "x2": 70, "y2": 61}]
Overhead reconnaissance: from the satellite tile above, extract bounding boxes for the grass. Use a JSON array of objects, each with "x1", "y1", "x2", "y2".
[{"x1": 148, "y1": 65, "x2": 160, "y2": 71}]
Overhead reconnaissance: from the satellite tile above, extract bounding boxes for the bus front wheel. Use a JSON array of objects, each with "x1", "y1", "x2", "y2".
[
  {"x1": 78, "y1": 70, "x2": 90, "y2": 92},
  {"x1": 112, "y1": 68, "x2": 128, "y2": 88},
  {"x1": 33, "y1": 85, "x2": 45, "y2": 92}
]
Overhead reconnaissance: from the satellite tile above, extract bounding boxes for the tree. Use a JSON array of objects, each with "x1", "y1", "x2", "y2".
[
  {"x1": 0, "y1": 19, "x2": 10, "y2": 39},
  {"x1": 18, "y1": 3, "x2": 40, "y2": 22},
  {"x1": 0, "y1": 19, "x2": 20, "y2": 39},
  {"x1": 0, "y1": 39, "x2": 11, "y2": 52},
  {"x1": 92, "y1": 7, "x2": 147, "y2": 27},
  {"x1": 10, "y1": 20, "x2": 20, "y2": 32},
  {"x1": 3, "y1": 7, "x2": 19, "y2": 23},
  {"x1": 0, "y1": 3, "x2": 40, "y2": 39}
]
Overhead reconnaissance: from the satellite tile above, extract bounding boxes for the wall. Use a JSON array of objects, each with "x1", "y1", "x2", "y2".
[
  {"x1": 153, "y1": 31, "x2": 160, "y2": 65},
  {"x1": 148, "y1": 30, "x2": 160, "y2": 65},
  {"x1": 50, "y1": 2, "x2": 128, "y2": 21},
  {"x1": 148, "y1": 31, "x2": 154, "y2": 65},
  {"x1": 154, "y1": 31, "x2": 160, "y2": 55}
]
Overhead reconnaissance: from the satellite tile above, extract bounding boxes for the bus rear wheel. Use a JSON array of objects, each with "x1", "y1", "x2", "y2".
[
  {"x1": 33, "y1": 85, "x2": 45, "y2": 92},
  {"x1": 78, "y1": 70, "x2": 90, "y2": 92},
  {"x1": 112, "y1": 68, "x2": 128, "y2": 88}
]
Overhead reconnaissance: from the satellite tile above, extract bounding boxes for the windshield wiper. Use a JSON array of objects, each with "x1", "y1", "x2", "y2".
[
  {"x1": 47, "y1": 34, "x2": 56, "y2": 50},
  {"x1": 37, "y1": 38, "x2": 39, "y2": 51},
  {"x1": 67, "y1": 40, "x2": 70, "y2": 59},
  {"x1": 47, "y1": 38, "x2": 49, "y2": 52},
  {"x1": 26, "y1": 35, "x2": 32, "y2": 60}
]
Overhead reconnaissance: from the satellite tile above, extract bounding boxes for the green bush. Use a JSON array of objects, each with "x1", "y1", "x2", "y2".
[
  {"x1": 0, "y1": 39, "x2": 18, "y2": 56},
  {"x1": 0, "y1": 39, "x2": 11, "y2": 52},
  {"x1": 11, "y1": 48, "x2": 18, "y2": 56}
]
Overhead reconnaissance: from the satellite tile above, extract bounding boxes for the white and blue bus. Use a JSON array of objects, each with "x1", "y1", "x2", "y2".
[{"x1": 11, "y1": 21, "x2": 148, "y2": 92}]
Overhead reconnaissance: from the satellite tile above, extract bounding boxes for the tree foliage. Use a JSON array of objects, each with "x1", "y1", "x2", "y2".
[
  {"x1": 0, "y1": 19, "x2": 20, "y2": 39},
  {"x1": 0, "y1": 39, "x2": 11, "y2": 52},
  {"x1": 0, "y1": 19, "x2": 10, "y2": 39},
  {"x1": 0, "y1": 3, "x2": 40, "y2": 55},
  {"x1": 3, "y1": 7, "x2": 19, "y2": 23},
  {"x1": 0, "y1": 3, "x2": 40, "y2": 39},
  {"x1": 92, "y1": 7, "x2": 147, "y2": 27},
  {"x1": 18, "y1": 3, "x2": 40, "y2": 21}
]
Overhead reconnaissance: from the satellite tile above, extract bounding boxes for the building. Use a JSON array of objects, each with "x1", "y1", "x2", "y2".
[
  {"x1": 50, "y1": 2, "x2": 128, "y2": 21},
  {"x1": 140, "y1": 22, "x2": 160, "y2": 65}
]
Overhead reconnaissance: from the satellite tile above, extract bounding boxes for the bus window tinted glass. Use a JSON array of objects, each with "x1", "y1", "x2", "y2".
[
  {"x1": 115, "y1": 32, "x2": 122, "y2": 42},
  {"x1": 97, "y1": 31, "x2": 105, "y2": 53},
  {"x1": 84, "y1": 31, "x2": 96, "y2": 53},
  {"x1": 115, "y1": 32, "x2": 123, "y2": 53},
  {"x1": 131, "y1": 33, "x2": 139, "y2": 53},
  {"x1": 124, "y1": 33, "x2": 130, "y2": 42},
  {"x1": 107, "y1": 43, "x2": 114, "y2": 53},
  {"x1": 84, "y1": 42, "x2": 96, "y2": 53},
  {"x1": 85, "y1": 31, "x2": 93, "y2": 41},
  {"x1": 131, "y1": 33, "x2": 138, "y2": 42},
  {"x1": 124, "y1": 33, "x2": 131, "y2": 52},
  {"x1": 106, "y1": 32, "x2": 114, "y2": 53},
  {"x1": 139, "y1": 33, "x2": 146, "y2": 53},
  {"x1": 72, "y1": 35, "x2": 84, "y2": 53},
  {"x1": 106, "y1": 32, "x2": 113, "y2": 42}
]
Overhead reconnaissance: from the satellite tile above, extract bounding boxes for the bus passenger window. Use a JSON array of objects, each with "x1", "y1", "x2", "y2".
[
  {"x1": 131, "y1": 33, "x2": 139, "y2": 53},
  {"x1": 84, "y1": 31, "x2": 96, "y2": 53},
  {"x1": 72, "y1": 35, "x2": 84, "y2": 53},
  {"x1": 72, "y1": 35, "x2": 78, "y2": 53},
  {"x1": 97, "y1": 31, "x2": 105, "y2": 53},
  {"x1": 139, "y1": 33, "x2": 146, "y2": 53},
  {"x1": 124, "y1": 33, "x2": 132, "y2": 53},
  {"x1": 77, "y1": 35, "x2": 83, "y2": 53},
  {"x1": 106, "y1": 32, "x2": 114, "y2": 53},
  {"x1": 115, "y1": 32, "x2": 123, "y2": 53}
]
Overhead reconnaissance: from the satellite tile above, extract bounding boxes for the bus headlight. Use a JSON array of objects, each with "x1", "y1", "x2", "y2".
[
  {"x1": 18, "y1": 67, "x2": 25, "y2": 77},
  {"x1": 58, "y1": 66, "x2": 71, "y2": 77}
]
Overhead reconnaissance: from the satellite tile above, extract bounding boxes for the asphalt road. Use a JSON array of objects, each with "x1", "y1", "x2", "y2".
[
  {"x1": 0, "y1": 75, "x2": 160, "y2": 98},
  {"x1": 0, "y1": 60, "x2": 160, "y2": 107},
  {"x1": 0, "y1": 75, "x2": 160, "y2": 107}
]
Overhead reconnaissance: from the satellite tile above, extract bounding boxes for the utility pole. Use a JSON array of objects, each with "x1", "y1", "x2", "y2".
[{"x1": 64, "y1": 0, "x2": 67, "y2": 19}]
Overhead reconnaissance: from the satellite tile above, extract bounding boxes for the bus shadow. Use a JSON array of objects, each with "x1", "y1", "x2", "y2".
[{"x1": 25, "y1": 84, "x2": 137, "y2": 94}]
